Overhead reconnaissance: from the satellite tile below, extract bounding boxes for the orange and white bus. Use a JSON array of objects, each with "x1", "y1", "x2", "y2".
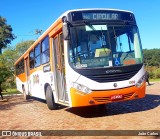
[{"x1": 15, "y1": 9, "x2": 146, "y2": 110}]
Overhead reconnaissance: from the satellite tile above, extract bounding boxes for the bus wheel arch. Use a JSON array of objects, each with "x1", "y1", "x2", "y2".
[
  {"x1": 44, "y1": 83, "x2": 50, "y2": 96},
  {"x1": 45, "y1": 84, "x2": 57, "y2": 110}
]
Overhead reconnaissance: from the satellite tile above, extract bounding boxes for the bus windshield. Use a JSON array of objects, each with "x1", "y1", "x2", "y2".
[{"x1": 69, "y1": 24, "x2": 143, "y2": 69}]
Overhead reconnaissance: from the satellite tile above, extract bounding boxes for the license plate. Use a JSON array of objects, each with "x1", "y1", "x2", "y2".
[{"x1": 110, "y1": 94, "x2": 123, "y2": 101}]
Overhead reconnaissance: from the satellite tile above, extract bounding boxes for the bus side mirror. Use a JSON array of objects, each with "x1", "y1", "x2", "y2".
[{"x1": 63, "y1": 23, "x2": 70, "y2": 40}]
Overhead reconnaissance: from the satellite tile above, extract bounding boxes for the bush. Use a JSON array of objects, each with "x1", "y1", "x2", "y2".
[
  {"x1": 148, "y1": 71, "x2": 155, "y2": 79},
  {"x1": 145, "y1": 66, "x2": 160, "y2": 79},
  {"x1": 155, "y1": 68, "x2": 160, "y2": 79},
  {"x1": 1, "y1": 81, "x2": 16, "y2": 91},
  {"x1": 1, "y1": 82, "x2": 8, "y2": 91}
]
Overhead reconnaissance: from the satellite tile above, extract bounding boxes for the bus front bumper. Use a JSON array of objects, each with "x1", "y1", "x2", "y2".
[{"x1": 70, "y1": 82, "x2": 146, "y2": 107}]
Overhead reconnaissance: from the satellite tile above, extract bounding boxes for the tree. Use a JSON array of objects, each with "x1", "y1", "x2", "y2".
[
  {"x1": 0, "y1": 62, "x2": 11, "y2": 85},
  {"x1": 0, "y1": 40, "x2": 34, "y2": 89},
  {"x1": 143, "y1": 49, "x2": 160, "y2": 67},
  {"x1": 0, "y1": 48, "x2": 17, "y2": 74},
  {"x1": 143, "y1": 48, "x2": 160, "y2": 79},
  {"x1": 35, "y1": 29, "x2": 43, "y2": 39},
  {"x1": 0, "y1": 40, "x2": 34, "y2": 75},
  {"x1": 35, "y1": 29, "x2": 43, "y2": 35},
  {"x1": 15, "y1": 40, "x2": 35, "y2": 58},
  {"x1": 0, "y1": 16, "x2": 15, "y2": 54}
]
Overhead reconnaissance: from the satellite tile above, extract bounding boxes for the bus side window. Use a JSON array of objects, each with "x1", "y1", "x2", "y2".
[
  {"x1": 29, "y1": 50, "x2": 35, "y2": 69},
  {"x1": 42, "y1": 36, "x2": 50, "y2": 64},
  {"x1": 34, "y1": 44, "x2": 41, "y2": 67},
  {"x1": 16, "y1": 59, "x2": 25, "y2": 75}
]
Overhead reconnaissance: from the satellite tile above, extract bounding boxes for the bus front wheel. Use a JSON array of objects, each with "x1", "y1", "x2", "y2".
[{"x1": 45, "y1": 85, "x2": 57, "y2": 110}]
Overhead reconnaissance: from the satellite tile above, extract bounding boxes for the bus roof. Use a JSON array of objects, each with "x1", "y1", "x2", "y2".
[{"x1": 60, "y1": 8, "x2": 133, "y2": 16}]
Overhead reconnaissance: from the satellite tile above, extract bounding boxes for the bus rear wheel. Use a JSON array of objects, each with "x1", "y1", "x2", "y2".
[{"x1": 45, "y1": 85, "x2": 57, "y2": 110}]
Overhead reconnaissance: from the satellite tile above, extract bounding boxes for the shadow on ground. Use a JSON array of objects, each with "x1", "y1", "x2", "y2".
[
  {"x1": 0, "y1": 95, "x2": 66, "y2": 111},
  {"x1": 30, "y1": 96, "x2": 67, "y2": 110},
  {"x1": 65, "y1": 94, "x2": 160, "y2": 118},
  {"x1": 0, "y1": 96, "x2": 35, "y2": 111}
]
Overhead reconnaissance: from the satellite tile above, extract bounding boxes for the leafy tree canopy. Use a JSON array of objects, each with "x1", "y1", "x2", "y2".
[
  {"x1": 0, "y1": 62, "x2": 11, "y2": 85},
  {"x1": 143, "y1": 49, "x2": 160, "y2": 67},
  {"x1": 0, "y1": 40, "x2": 34, "y2": 85},
  {"x1": 0, "y1": 16, "x2": 15, "y2": 54},
  {"x1": 15, "y1": 40, "x2": 35, "y2": 58}
]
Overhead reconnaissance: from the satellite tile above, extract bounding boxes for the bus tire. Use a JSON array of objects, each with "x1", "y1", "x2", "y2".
[
  {"x1": 22, "y1": 86, "x2": 29, "y2": 100},
  {"x1": 45, "y1": 85, "x2": 57, "y2": 110}
]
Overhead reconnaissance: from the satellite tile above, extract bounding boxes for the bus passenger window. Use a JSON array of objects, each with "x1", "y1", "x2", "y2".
[
  {"x1": 34, "y1": 44, "x2": 41, "y2": 67},
  {"x1": 42, "y1": 37, "x2": 50, "y2": 64},
  {"x1": 15, "y1": 59, "x2": 25, "y2": 75},
  {"x1": 29, "y1": 50, "x2": 34, "y2": 69}
]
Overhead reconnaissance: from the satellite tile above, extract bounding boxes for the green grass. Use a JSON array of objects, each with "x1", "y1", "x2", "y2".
[
  {"x1": 2, "y1": 88, "x2": 21, "y2": 95},
  {"x1": 150, "y1": 78, "x2": 160, "y2": 82}
]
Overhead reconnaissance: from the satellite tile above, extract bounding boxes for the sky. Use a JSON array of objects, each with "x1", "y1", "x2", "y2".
[{"x1": 0, "y1": 0, "x2": 160, "y2": 50}]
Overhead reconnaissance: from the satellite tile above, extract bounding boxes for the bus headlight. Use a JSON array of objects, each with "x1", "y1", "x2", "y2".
[
  {"x1": 71, "y1": 82, "x2": 92, "y2": 94},
  {"x1": 135, "y1": 73, "x2": 146, "y2": 88}
]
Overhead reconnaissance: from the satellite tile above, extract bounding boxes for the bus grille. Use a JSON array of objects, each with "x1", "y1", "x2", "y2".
[
  {"x1": 87, "y1": 70, "x2": 137, "y2": 83},
  {"x1": 93, "y1": 92, "x2": 134, "y2": 102}
]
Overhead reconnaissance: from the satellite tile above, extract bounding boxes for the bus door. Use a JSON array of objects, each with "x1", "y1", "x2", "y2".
[
  {"x1": 53, "y1": 33, "x2": 68, "y2": 103},
  {"x1": 24, "y1": 56, "x2": 30, "y2": 95}
]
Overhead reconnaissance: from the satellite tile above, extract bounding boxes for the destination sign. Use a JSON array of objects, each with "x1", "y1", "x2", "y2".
[
  {"x1": 70, "y1": 10, "x2": 135, "y2": 23},
  {"x1": 82, "y1": 13, "x2": 119, "y2": 20}
]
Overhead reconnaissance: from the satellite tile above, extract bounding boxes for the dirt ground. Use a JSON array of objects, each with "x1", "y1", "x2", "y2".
[{"x1": 0, "y1": 82, "x2": 160, "y2": 139}]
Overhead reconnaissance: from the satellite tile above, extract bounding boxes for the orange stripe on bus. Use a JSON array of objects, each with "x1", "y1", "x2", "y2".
[{"x1": 17, "y1": 73, "x2": 26, "y2": 82}]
